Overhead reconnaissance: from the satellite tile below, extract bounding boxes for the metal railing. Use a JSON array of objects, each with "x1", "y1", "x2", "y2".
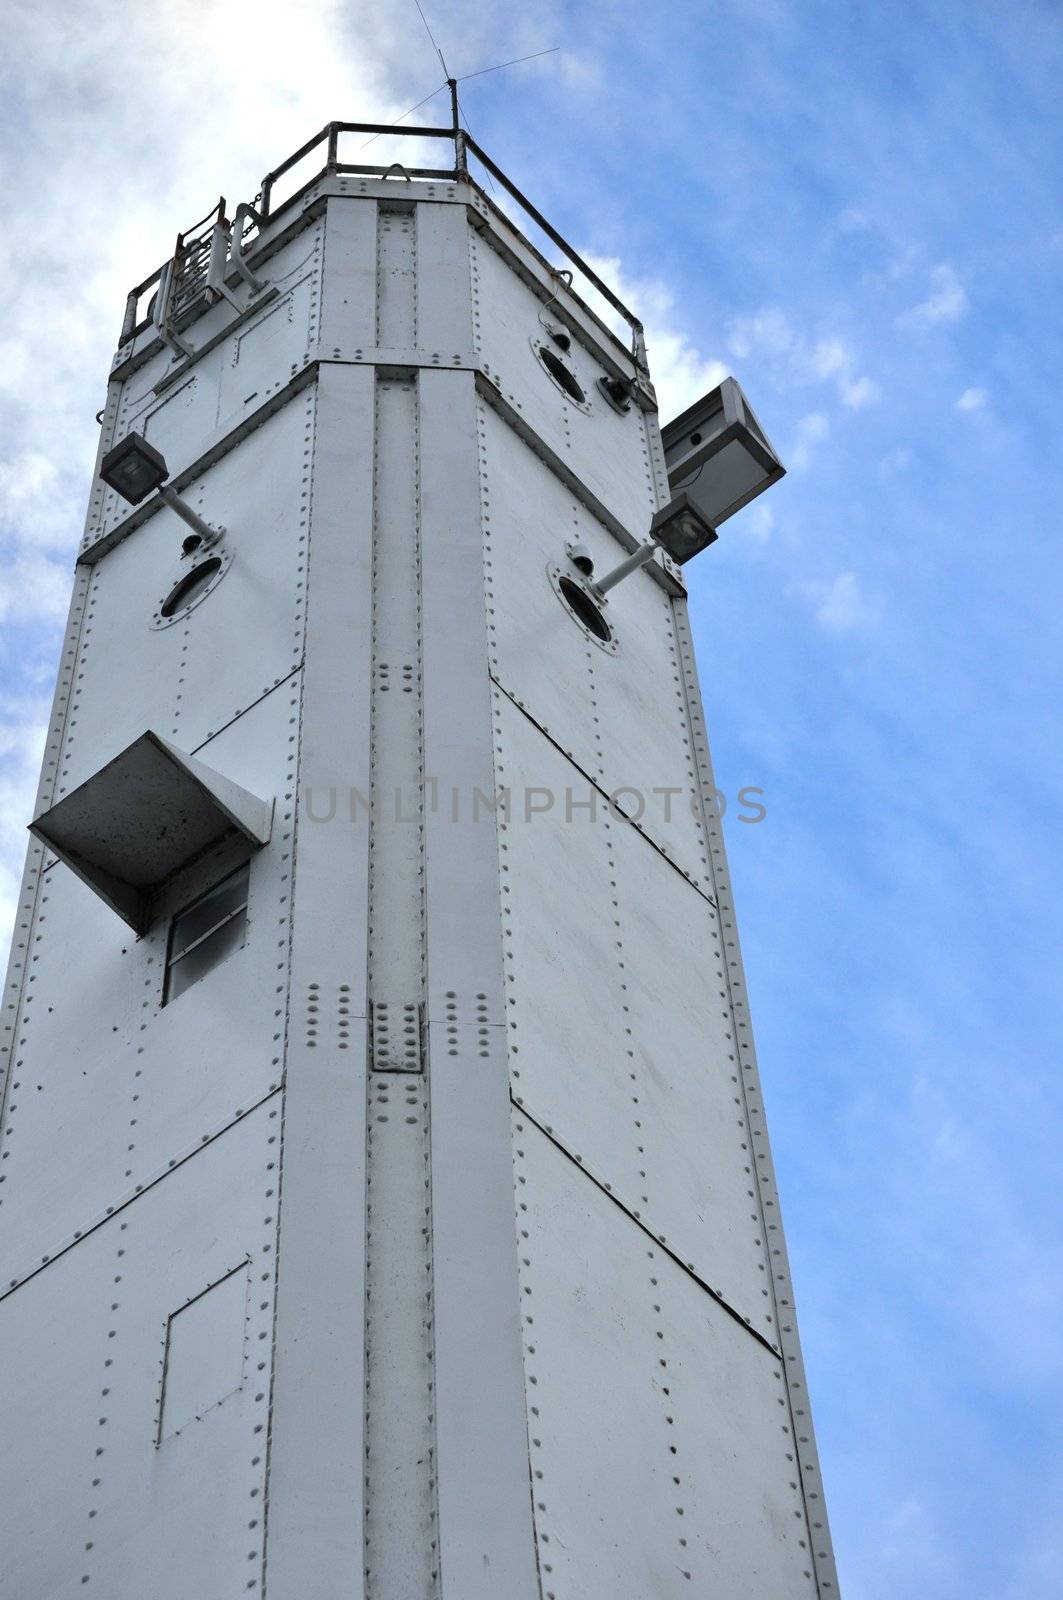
[{"x1": 121, "y1": 87, "x2": 646, "y2": 369}]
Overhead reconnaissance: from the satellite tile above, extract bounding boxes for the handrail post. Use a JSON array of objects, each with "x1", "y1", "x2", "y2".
[
  {"x1": 121, "y1": 289, "x2": 138, "y2": 344},
  {"x1": 230, "y1": 203, "x2": 268, "y2": 293},
  {"x1": 326, "y1": 122, "x2": 339, "y2": 169}
]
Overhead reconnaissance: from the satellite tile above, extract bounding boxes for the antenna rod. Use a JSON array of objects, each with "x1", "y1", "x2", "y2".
[{"x1": 448, "y1": 77, "x2": 467, "y2": 174}]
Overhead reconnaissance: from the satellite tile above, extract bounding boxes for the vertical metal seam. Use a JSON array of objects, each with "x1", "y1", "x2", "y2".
[
  {"x1": 362, "y1": 188, "x2": 440, "y2": 1595},
  {"x1": 669, "y1": 597, "x2": 840, "y2": 1595},
  {"x1": 475, "y1": 386, "x2": 545, "y2": 1600},
  {"x1": 260, "y1": 377, "x2": 319, "y2": 1598}
]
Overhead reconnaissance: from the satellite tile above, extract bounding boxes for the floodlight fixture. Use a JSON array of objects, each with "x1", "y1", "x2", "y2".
[
  {"x1": 100, "y1": 431, "x2": 221, "y2": 546},
  {"x1": 650, "y1": 492, "x2": 719, "y2": 565},
  {"x1": 661, "y1": 376, "x2": 785, "y2": 529},
  {"x1": 570, "y1": 493, "x2": 717, "y2": 605},
  {"x1": 99, "y1": 432, "x2": 168, "y2": 505}
]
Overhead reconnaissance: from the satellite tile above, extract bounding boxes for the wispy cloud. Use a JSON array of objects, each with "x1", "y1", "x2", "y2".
[
  {"x1": 0, "y1": 553, "x2": 71, "y2": 626},
  {"x1": 794, "y1": 569, "x2": 875, "y2": 632},
  {"x1": 900, "y1": 262, "x2": 968, "y2": 326},
  {"x1": 727, "y1": 309, "x2": 879, "y2": 410},
  {"x1": 743, "y1": 501, "x2": 776, "y2": 541},
  {"x1": 789, "y1": 410, "x2": 831, "y2": 471},
  {"x1": 956, "y1": 386, "x2": 988, "y2": 411},
  {"x1": 582, "y1": 253, "x2": 728, "y2": 418}
]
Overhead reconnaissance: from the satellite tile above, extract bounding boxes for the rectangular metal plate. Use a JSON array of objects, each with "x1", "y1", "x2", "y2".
[
  {"x1": 0, "y1": 1100, "x2": 278, "y2": 1598},
  {"x1": 92, "y1": 222, "x2": 323, "y2": 549},
  {"x1": 59, "y1": 388, "x2": 313, "y2": 793},
  {"x1": 512, "y1": 1117, "x2": 817, "y2": 1599},
  {"x1": 216, "y1": 275, "x2": 313, "y2": 430},
  {"x1": 481, "y1": 399, "x2": 712, "y2": 887},
  {"x1": 471, "y1": 230, "x2": 658, "y2": 538},
  {"x1": 158, "y1": 1260, "x2": 249, "y2": 1440},
  {"x1": 496, "y1": 695, "x2": 774, "y2": 1331}
]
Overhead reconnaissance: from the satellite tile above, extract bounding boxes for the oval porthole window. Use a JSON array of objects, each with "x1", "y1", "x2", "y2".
[
  {"x1": 558, "y1": 575, "x2": 611, "y2": 643},
  {"x1": 537, "y1": 345, "x2": 587, "y2": 405},
  {"x1": 160, "y1": 556, "x2": 223, "y2": 619}
]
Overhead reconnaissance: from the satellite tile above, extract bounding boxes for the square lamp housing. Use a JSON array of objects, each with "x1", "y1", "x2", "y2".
[
  {"x1": 650, "y1": 492, "x2": 719, "y2": 565},
  {"x1": 100, "y1": 431, "x2": 169, "y2": 506},
  {"x1": 661, "y1": 377, "x2": 785, "y2": 529}
]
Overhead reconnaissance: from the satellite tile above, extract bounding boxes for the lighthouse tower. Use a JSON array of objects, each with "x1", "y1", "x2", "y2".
[{"x1": 0, "y1": 116, "x2": 840, "y2": 1599}]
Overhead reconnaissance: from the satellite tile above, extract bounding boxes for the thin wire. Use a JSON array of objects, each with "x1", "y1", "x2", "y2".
[
  {"x1": 412, "y1": 0, "x2": 450, "y2": 76},
  {"x1": 457, "y1": 46, "x2": 560, "y2": 82},
  {"x1": 359, "y1": 82, "x2": 448, "y2": 149}
]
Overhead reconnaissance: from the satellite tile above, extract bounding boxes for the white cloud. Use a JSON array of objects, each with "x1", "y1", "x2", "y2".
[
  {"x1": 744, "y1": 502, "x2": 776, "y2": 542},
  {"x1": 797, "y1": 568, "x2": 874, "y2": 632},
  {"x1": 956, "y1": 386, "x2": 988, "y2": 411},
  {"x1": 840, "y1": 373, "x2": 881, "y2": 409},
  {"x1": 900, "y1": 261, "x2": 968, "y2": 326},
  {"x1": 0, "y1": 1, "x2": 424, "y2": 595},
  {"x1": 580, "y1": 254, "x2": 728, "y2": 419},
  {"x1": 789, "y1": 410, "x2": 830, "y2": 472},
  {"x1": 727, "y1": 310, "x2": 878, "y2": 411},
  {"x1": 728, "y1": 306, "x2": 796, "y2": 362},
  {"x1": 0, "y1": 553, "x2": 72, "y2": 626}
]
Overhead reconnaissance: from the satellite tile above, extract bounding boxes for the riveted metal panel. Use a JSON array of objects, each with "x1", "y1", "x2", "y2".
[
  {"x1": 512, "y1": 1116, "x2": 817, "y2": 1600},
  {"x1": 587, "y1": 573, "x2": 713, "y2": 892},
  {"x1": 215, "y1": 273, "x2": 314, "y2": 429},
  {"x1": 495, "y1": 695, "x2": 774, "y2": 1329},
  {"x1": 318, "y1": 196, "x2": 379, "y2": 351},
  {"x1": 141, "y1": 370, "x2": 210, "y2": 464},
  {"x1": 0, "y1": 1098, "x2": 279, "y2": 1599},
  {"x1": 668, "y1": 600, "x2": 842, "y2": 1594},
  {"x1": 0, "y1": 682, "x2": 296, "y2": 1288},
  {"x1": 479, "y1": 400, "x2": 602, "y2": 762},
  {"x1": 606, "y1": 788, "x2": 777, "y2": 1335},
  {"x1": 479, "y1": 398, "x2": 711, "y2": 887},
  {"x1": 265, "y1": 362, "x2": 373, "y2": 1599},
  {"x1": 361, "y1": 367, "x2": 440, "y2": 1600},
  {"x1": 415, "y1": 204, "x2": 474, "y2": 357},
  {"x1": 366, "y1": 374, "x2": 425, "y2": 1042},
  {"x1": 90, "y1": 222, "x2": 324, "y2": 549},
  {"x1": 470, "y1": 227, "x2": 656, "y2": 538},
  {"x1": 419, "y1": 368, "x2": 540, "y2": 1600},
  {"x1": 58, "y1": 389, "x2": 313, "y2": 794}
]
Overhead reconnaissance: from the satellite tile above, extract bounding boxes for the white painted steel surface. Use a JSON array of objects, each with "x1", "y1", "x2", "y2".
[
  {"x1": 0, "y1": 150, "x2": 840, "y2": 1600},
  {"x1": 0, "y1": 1100, "x2": 279, "y2": 1598},
  {"x1": 495, "y1": 697, "x2": 777, "y2": 1335},
  {"x1": 512, "y1": 1117, "x2": 817, "y2": 1598}
]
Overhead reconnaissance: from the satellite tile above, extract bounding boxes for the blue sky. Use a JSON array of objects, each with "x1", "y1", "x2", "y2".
[{"x1": 2, "y1": 3, "x2": 1061, "y2": 1595}]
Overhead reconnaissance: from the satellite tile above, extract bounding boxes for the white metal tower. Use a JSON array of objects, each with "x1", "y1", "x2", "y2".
[{"x1": 0, "y1": 114, "x2": 841, "y2": 1599}]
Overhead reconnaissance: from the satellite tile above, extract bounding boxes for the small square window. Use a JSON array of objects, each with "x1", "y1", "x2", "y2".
[{"x1": 164, "y1": 863, "x2": 249, "y2": 1003}]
